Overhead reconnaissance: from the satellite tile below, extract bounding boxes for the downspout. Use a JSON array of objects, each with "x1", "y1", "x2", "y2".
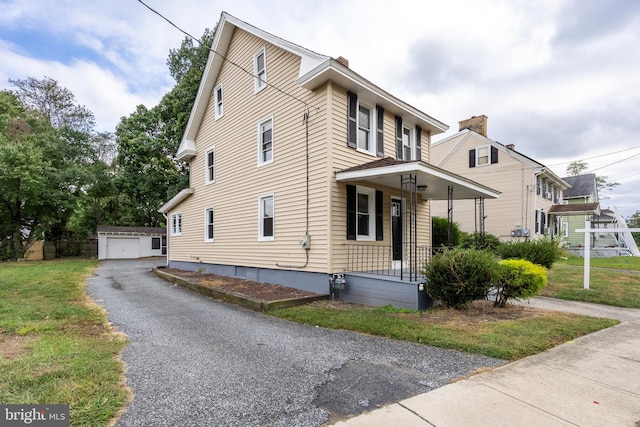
[
  {"x1": 276, "y1": 109, "x2": 310, "y2": 268},
  {"x1": 162, "y1": 212, "x2": 169, "y2": 266}
]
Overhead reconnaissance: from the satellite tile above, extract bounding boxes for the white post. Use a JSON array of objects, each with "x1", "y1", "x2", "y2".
[{"x1": 583, "y1": 220, "x2": 590, "y2": 290}]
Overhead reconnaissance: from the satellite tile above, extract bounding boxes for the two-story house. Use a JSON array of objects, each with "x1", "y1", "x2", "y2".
[
  {"x1": 158, "y1": 13, "x2": 499, "y2": 309},
  {"x1": 430, "y1": 116, "x2": 569, "y2": 240}
]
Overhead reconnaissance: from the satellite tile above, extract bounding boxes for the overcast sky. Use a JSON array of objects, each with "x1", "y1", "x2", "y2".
[{"x1": 1, "y1": 0, "x2": 639, "y2": 217}]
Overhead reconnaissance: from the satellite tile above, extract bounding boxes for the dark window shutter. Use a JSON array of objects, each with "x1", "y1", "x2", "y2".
[
  {"x1": 375, "y1": 190, "x2": 383, "y2": 241},
  {"x1": 491, "y1": 146, "x2": 498, "y2": 164},
  {"x1": 376, "y1": 105, "x2": 384, "y2": 156},
  {"x1": 535, "y1": 210, "x2": 539, "y2": 234},
  {"x1": 415, "y1": 125, "x2": 422, "y2": 161},
  {"x1": 395, "y1": 116, "x2": 403, "y2": 159},
  {"x1": 347, "y1": 92, "x2": 357, "y2": 148},
  {"x1": 469, "y1": 149, "x2": 476, "y2": 168},
  {"x1": 346, "y1": 185, "x2": 356, "y2": 240}
]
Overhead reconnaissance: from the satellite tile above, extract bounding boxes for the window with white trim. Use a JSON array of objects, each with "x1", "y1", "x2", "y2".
[
  {"x1": 214, "y1": 84, "x2": 223, "y2": 119},
  {"x1": 476, "y1": 146, "x2": 489, "y2": 165},
  {"x1": 204, "y1": 207, "x2": 214, "y2": 242},
  {"x1": 205, "y1": 147, "x2": 215, "y2": 184},
  {"x1": 254, "y1": 47, "x2": 267, "y2": 92},
  {"x1": 171, "y1": 213, "x2": 182, "y2": 236},
  {"x1": 357, "y1": 104, "x2": 372, "y2": 152},
  {"x1": 257, "y1": 117, "x2": 273, "y2": 166},
  {"x1": 402, "y1": 126, "x2": 413, "y2": 160},
  {"x1": 356, "y1": 186, "x2": 375, "y2": 241},
  {"x1": 258, "y1": 194, "x2": 274, "y2": 241}
]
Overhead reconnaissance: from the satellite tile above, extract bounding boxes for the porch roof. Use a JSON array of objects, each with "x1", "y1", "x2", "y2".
[
  {"x1": 548, "y1": 202, "x2": 601, "y2": 216},
  {"x1": 335, "y1": 158, "x2": 501, "y2": 200}
]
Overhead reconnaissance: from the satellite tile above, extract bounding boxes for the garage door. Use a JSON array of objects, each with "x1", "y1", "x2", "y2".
[{"x1": 106, "y1": 237, "x2": 140, "y2": 259}]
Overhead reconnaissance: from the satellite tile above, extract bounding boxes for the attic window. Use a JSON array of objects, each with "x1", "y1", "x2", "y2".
[
  {"x1": 254, "y1": 47, "x2": 267, "y2": 92},
  {"x1": 469, "y1": 145, "x2": 498, "y2": 168}
]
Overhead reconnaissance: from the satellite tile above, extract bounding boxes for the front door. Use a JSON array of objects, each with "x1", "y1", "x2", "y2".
[{"x1": 391, "y1": 198, "x2": 403, "y2": 262}]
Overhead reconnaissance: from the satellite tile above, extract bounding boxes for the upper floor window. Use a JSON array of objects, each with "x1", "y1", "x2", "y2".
[
  {"x1": 205, "y1": 147, "x2": 215, "y2": 184},
  {"x1": 214, "y1": 84, "x2": 223, "y2": 119},
  {"x1": 358, "y1": 104, "x2": 372, "y2": 152},
  {"x1": 254, "y1": 47, "x2": 267, "y2": 92},
  {"x1": 402, "y1": 126, "x2": 413, "y2": 160},
  {"x1": 171, "y1": 213, "x2": 182, "y2": 236},
  {"x1": 469, "y1": 145, "x2": 498, "y2": 167},
  {"x1": 347, "y1": 92, "x2": 384, "y2": 157},
  {"x1": 258, "y1": 194, "x2": 274, "y2": 241},
  {"x1": 204, "y1": 207, "x2": 214, "y2": 242},
  {"x1": 257, "y1": 117, "x2": 273, "y2": 166}
]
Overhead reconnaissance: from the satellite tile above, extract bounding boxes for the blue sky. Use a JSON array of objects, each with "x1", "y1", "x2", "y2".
[{"x1": 1, "y1": 0, "x2": 639, "y2": 217}]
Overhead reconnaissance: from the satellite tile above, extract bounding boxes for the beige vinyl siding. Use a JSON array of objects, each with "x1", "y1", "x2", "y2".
[
  {"x1": 169, "y1": 28, "x2": 330, "y2": 272},
  {"x1": 326, "y1": 86, "x2": 431, "y2": 273},
  {"x1": 431, "y1": 135, "x2": 537, "y2": 239}
]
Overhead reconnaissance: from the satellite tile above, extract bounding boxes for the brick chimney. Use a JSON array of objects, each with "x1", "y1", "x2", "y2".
[
  {"x1": 458, "y1": 115, "x2": 488, "y2": 137},
  {"x1": 336, "y1": 56, "x2": 349, "y2": 68}
]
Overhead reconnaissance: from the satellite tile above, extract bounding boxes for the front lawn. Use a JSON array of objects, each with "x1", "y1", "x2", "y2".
[{"x1": 0, "y1": 260, "x2": 128, "y2": 427}]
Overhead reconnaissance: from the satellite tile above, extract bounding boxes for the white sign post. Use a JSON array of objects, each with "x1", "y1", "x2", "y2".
[{"x1": 575, "y1": 220, "x2": 640, "y2": 289}]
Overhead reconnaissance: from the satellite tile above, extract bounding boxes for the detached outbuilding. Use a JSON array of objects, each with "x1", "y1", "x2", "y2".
[{"x1": 97, "y1": 226, "x2": 166, "y2": 260}]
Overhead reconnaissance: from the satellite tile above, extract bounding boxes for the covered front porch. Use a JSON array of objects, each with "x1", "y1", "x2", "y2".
[{"x1": 335, "y1": 158, "x2": 500, "y2": 309}]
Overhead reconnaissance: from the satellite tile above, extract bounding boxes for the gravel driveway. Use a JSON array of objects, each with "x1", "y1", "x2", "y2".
[{"x1": 87, "y1": 259, "x2": 503, "y2": 426}]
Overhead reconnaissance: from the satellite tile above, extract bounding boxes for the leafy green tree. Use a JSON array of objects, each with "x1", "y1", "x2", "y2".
[{"x1": 113, "y1": 29, "x2": 215, "y2": 226}]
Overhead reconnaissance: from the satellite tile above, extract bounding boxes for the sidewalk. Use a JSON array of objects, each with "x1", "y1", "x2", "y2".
[{"x1": 331, "y1": 297, "x2": 640, "y2": 427}]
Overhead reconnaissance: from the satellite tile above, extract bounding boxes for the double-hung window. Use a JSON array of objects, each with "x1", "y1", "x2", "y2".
[
  {"x1": 258, "y1": 117, "x2": 273, "y2": 166},
  {"x1": 171, "y1": 213, "x2": 182, "y2": 236},
  {"x1": 204, "y1": 207, "x2": 214, "y2": 242},
  {"x1": 346, "y1": 185, "x2": 383, "y2": 241},
  {"x1": 254, "y1": 47, "x2": 267, "y2": 92},
  {"x1": 214, "y1": 84, "x2": 223, "y2": 119},
  {"x1": 205, "y1": 147, "x2": 215, "y2": 184},
  {"x1": 258, "y1": 194, "x2": 274, "y2": 241},
  {"x1": 402, "y1": 126, "x2": 412, "y2": 160},
  {"x1": 356, "y1": 187, "x2": 375, "y2": 240},
  {"x1": 357, "y1": 104, "x2": 372, "y2": 152},
  {"x1": 469, "y1": 145, "x2": 498, "y2": 167}
]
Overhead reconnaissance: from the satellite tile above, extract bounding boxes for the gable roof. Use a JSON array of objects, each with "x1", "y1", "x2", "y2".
[
  {"x1": 432, "y1": 129, "x2": 570, "y2": 190},
  {"x1": 177, "y1": 12, "x2": 448, "y2": 161},
  {"x1": 561, "y1": 174, "x2": 597, "y2": 199}
]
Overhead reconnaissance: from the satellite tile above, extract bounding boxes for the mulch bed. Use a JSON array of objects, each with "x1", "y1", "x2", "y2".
[{"x1": 161, "y1": 268, "x2": 323, "y2": 302}]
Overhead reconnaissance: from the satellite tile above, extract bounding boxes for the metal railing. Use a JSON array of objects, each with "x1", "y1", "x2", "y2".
[{"x1": 344, "y1": 244, "x2": 432, "y2": 281}]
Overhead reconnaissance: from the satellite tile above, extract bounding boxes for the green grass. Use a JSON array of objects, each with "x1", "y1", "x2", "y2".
[
  {"x1": 269, "y1": 304, "x2": 617, "y2": 360},
  {"x1": 543, "y1": 261, "x2": 640, "y2": 308},
  {"x1": 556, "y1": 255, "x2": 640, "y2": 271},
  {"x1": 0, "y1": 260, "x2": 128, "y2": 426}
]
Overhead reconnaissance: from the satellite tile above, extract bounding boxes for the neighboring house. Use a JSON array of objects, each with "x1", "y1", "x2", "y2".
[
  {"x1": 97, "y1": 226, "x2": 166, "y2": 260},
  {"x1": 556, "y1": 174, "x2": 599, "y2": 247},
  {"x1": 554, "y1": 174, "x2": 639, "y2": 256},
  {"x1": 158, "y1": 12, "x2": 499, "y2": 309},
  {"x1": 430, "y1": 116, "x2": 569, "y2": 240}
]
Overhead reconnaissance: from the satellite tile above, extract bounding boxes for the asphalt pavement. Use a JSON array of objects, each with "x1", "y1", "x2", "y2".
[{"x1": 86, "y1": 259, "x2": 503, "y2": 426}]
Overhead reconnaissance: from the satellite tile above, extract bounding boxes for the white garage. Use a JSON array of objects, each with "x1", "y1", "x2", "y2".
[{"x1": 97, "y1": 226, "x2": 166, "y2": 260}]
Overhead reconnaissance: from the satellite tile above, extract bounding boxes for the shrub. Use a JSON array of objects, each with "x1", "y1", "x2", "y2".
[
  {"x1": 498, "y1": 238, "x2": 561, "y2": 268},
  {"x1": 431, "y1": 216, "x2": 461, "y2": 247},
  {"x1": 494, "y1": 259, "x2": 548, "y2": 307},
  {"x1": 459, "y1": 232, "x2": 502, "y2": 253},
  {"x1": 423, "y1": 248, "x2": 498, "y2": 309}
]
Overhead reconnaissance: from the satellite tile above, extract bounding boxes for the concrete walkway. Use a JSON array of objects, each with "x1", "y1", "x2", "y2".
[{"x1": 331, "y1": 297, "x2": 640, "y2": 427}]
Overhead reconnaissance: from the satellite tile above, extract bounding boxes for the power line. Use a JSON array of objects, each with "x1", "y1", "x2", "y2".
[
  {"x1": 547, "y1": 145, "x2": 640, "y2": 167},
  {"x1": 587, "y1": 153, "x2": 640, "y2": 173},
  {"x1": 137, "y1": 0, "x2": 312, "y2": 109}
]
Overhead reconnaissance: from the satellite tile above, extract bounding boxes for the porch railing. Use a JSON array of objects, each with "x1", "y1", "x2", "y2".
[{"x1": 344, "y1": 244, "x2": 433, "y2": 281}]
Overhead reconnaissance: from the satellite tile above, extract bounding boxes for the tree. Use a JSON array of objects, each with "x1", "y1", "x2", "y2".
[
  {"x1": 565, "y1": 160, "x2": 620, "y2": 194},
  {"x1": 113, "y1": 29, "x2": 215, "y2": 227}
]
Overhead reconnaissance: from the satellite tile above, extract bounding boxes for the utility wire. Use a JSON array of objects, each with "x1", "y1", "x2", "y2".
[
  {"x1": 547, "y1": 145, "x2": 640, "y2": 166},
  {"x1": 137, "y1": 0, "x2": 312, "y2": 109},
  {"x1": 587, "y1": 153, "x2": 640, "y2": 173}
]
